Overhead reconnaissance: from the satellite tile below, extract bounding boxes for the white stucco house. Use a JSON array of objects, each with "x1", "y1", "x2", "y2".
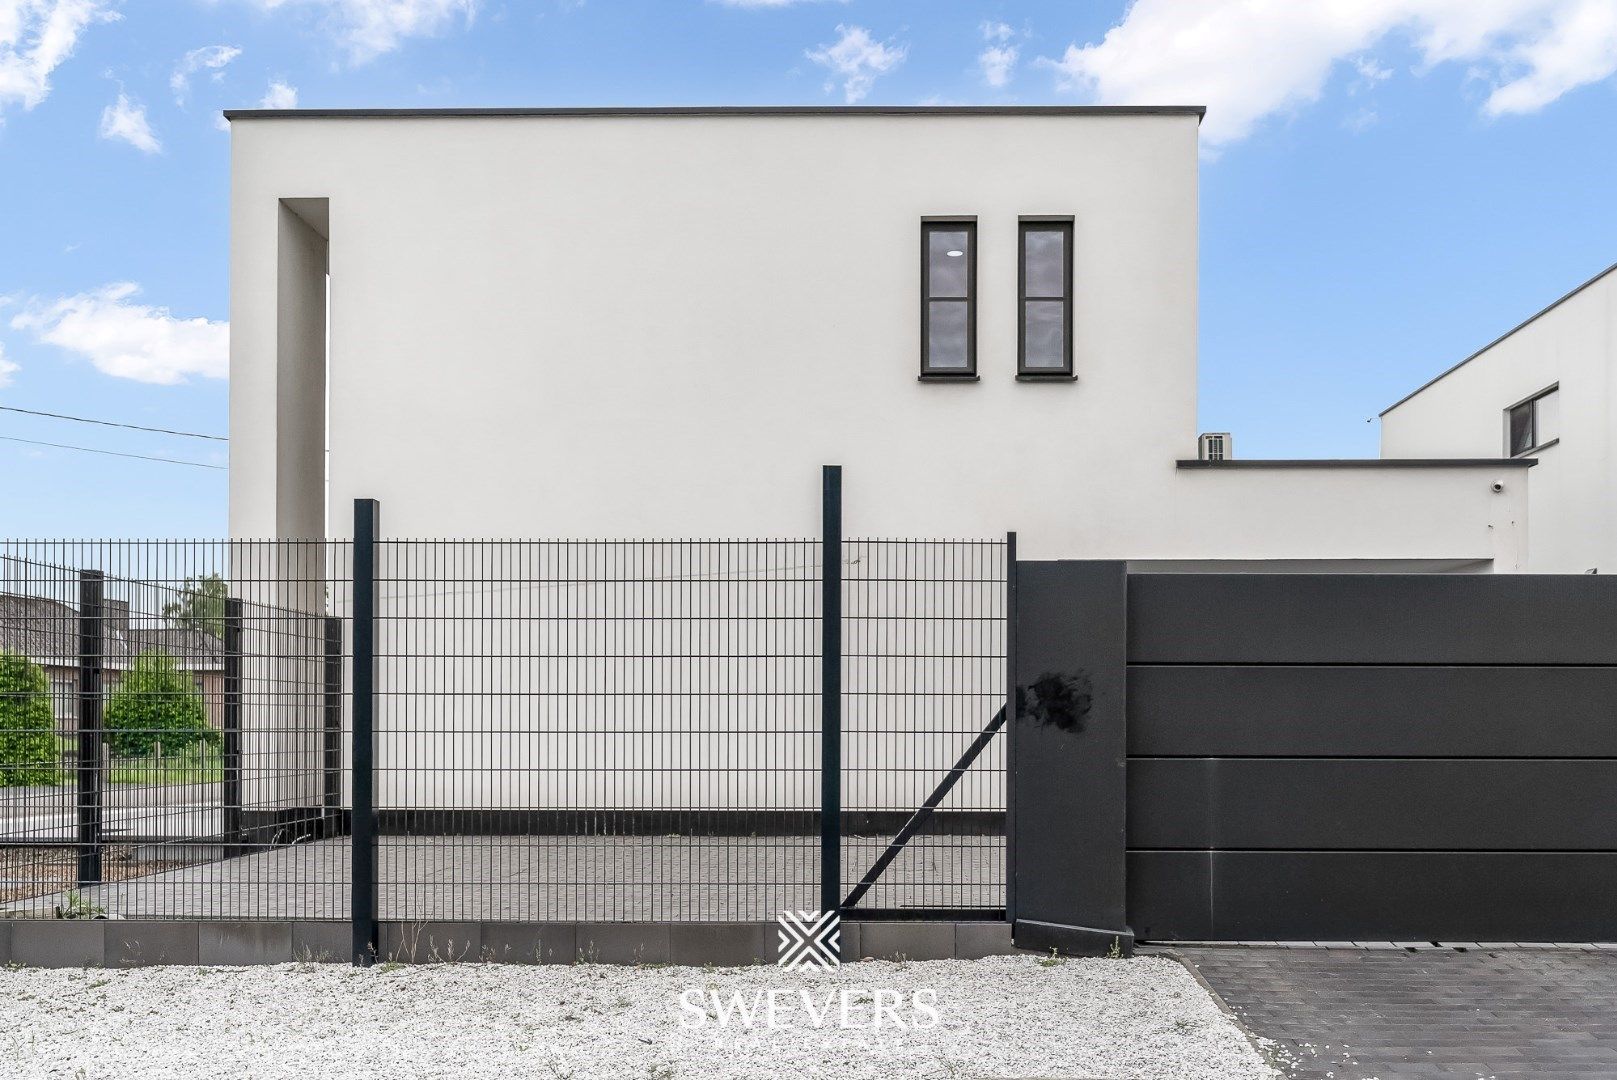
[
  {"x1": 227, "y1": 106, "x2": 1531, "y2": 570},
  {"x1": 1382, "y1": 260, "x2": 1616, "y2": 574}
]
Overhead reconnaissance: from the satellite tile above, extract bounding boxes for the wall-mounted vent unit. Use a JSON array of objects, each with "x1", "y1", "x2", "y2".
[{"x1": 1198, "y1": 432, "x2": 1232, "y2": 461}]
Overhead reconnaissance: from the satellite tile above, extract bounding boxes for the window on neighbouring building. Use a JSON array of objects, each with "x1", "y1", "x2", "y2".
[
  {"x1": 921, "y1": 220, "x2": 976, "y2": 377},
  {"x1": 1019, "y1": 219, "x2": 1073, "y2": 376},
  {"x1": 49, "y1": 674, "x2": 74, "y2": 724},
  {"x1": 1507, "y1": 385, "x2": 1559, "y2": 455}
]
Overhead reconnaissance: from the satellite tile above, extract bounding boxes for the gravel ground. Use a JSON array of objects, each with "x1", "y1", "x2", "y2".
[{"x1": 0, "y1": 955, "x2": 1274, "y2": 1080}]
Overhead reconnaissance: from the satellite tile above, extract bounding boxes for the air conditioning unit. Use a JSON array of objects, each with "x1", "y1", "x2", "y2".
[{"x1": 1198, "y1": 432, "x2": 1232, "y2": 461}]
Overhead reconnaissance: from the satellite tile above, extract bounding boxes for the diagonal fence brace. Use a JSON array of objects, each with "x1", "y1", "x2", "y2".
[{"x1": 841, "y1": 704, "x2": 1009, "y2": 912}]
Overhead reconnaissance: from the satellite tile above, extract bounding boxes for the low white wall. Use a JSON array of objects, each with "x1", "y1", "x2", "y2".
[{"x1": 1160, "y1": 464, "x2": 1528, "y2": 569}]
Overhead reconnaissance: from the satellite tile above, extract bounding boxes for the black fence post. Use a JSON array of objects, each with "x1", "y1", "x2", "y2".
[
  {"x1": 322, "y1": 615, "x2": 342, "y2": 837},
  {"x1": 1004, "y1": 531, "x2": 1018, "y2": 925},
  {"x1": 351, "y1": 499, "x2": 380, "y2": 966},
  {"x1": 820, "y1": 465, "x2": 842, "y2": 926},
  {"x1": 75, "y1": 570, "x2": 104, "y2": 889},
  {"x1": 222, "y1": 597, "x2": 244, "y2": 858}
]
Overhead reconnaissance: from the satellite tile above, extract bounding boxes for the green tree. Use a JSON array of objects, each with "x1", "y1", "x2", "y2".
[
  {"x1": 162, "y1": 573, "x2": 228, "y2": 639},
  {"x1": 0, "y1": 651, "x2": 59, "y2": 786},
  {"x1": 104, "y1": 649, "x2": 218, "y2": 757}
]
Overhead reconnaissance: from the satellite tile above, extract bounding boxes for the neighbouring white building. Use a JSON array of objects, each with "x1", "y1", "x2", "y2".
[
  {"x1": 227, "y1": 106, "x2": 1532, "y2": 571},
  {"x1": 1382, "y1": 261, "x2": 1616, "y2": 574}
]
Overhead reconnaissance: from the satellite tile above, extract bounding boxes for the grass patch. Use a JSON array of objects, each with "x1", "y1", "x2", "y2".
[
  {"x1": 107, "y1": 744, "x2": 222, "y2": 786},
  {"x1": 46, "y1": 737, "x2": 222, "y2": 787}
]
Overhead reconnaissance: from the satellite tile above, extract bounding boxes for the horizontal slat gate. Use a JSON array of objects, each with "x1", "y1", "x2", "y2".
[{"x1": 1125, "y1": 573, "x2": 1617, "y2": 943}]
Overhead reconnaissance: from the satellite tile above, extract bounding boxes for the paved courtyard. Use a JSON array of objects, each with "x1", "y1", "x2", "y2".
[
  {"x1": 1178, "y1": 945, "x2": 1617, "y2": 1080},
  {"x1": 0, "y1": 783, "x2": 220, "y2": 842},
  {"x1": 6, "y1": 833, "x2": 1003, "y2": 921}
]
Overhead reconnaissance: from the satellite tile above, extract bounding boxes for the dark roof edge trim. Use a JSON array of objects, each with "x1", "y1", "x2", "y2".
[
  {"x1": 222, "y1": 105, "x2": 1207, "y2": 121},
  {"x1": 1380, "y1": 260, "x2": 1617, "y2": 416},
  {"x1": 1176, "y1": 458, "x2": 1537, "y2": 469}
]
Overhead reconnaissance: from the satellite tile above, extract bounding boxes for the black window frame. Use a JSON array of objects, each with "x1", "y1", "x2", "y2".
[
  {"x1": 1505, "y1": 383, "x2": 1559, "y2": 457},
  {"x1": 920, "y1": 218, "x2": 978, "y2": 380},
  {"x1": 1017, "y1": 216, "x2": 1075, "y2": 379}
]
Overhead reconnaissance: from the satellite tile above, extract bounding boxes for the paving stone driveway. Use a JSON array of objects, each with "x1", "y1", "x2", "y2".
[{"x1": 1175, "y1": 946, "x2": 1617, "y2": 1080}]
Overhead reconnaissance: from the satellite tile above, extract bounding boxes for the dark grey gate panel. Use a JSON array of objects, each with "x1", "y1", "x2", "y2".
[
  {"x1": 1130, "y1": 759, "x2": 1617, "y2": 850},
  {"x1": 1128, "y1": 574, "x2": 1617, "y2": 664},
  {"x1": 1130, "y1": 852, "x2": 1617, "y2": 942},
  {"x1": 1119, "y1": 571, "x2": 1617, "y2": 943},
  {"x1": 1130, "y1": 666, "x2": 1617, "y2": 757}
]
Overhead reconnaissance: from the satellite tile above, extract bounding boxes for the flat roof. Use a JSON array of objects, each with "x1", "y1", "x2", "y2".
[
  {"x1": 222, "y1": 105, "x2": 1206, "y2": 121},
  {"x1": 1177, "y1": 458, "x2": 1537, "y2": 468},
  {"x1": 1381, "y1": 259, "x2": 1617, "y2": 416}
]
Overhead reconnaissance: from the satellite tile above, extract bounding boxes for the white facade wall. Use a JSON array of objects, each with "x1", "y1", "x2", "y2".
[
  {"x1": 228, "y1": 109, "x2": 1524, "y2": 565},
  {"x1": 1382, "y1": 265, "x2": 1617, "y2": 573}
]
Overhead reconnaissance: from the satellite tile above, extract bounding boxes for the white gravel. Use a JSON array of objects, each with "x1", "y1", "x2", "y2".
[{"x1": 0, "y1": 955, "x2": 1276, "y2": 1079}]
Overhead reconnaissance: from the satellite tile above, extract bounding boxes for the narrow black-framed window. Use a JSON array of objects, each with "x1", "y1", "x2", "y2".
[
  {"x1": 1018, "y1": 218, "x2": 1073, "y2": 377},
  {"x1": 1506, "y1": 384, "x2": 1559, "y2": 456},
  {"x1": 921, "y1": 219, "x2": 977, "y2": 377}
]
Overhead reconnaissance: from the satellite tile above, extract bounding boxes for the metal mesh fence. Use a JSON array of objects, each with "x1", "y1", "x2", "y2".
[
  {"x1": 0, "y1": 541, "x2": 350, "y2": 920},
  {"x1": 1, "y1": 534, "x2": 1006, "y2": 925},
  {"x1": 374, "y1": 540, "x2": 822, "y2": 922},
  {"x1": 842, "y1": 539, "x2": 1007, "y2": 917}
]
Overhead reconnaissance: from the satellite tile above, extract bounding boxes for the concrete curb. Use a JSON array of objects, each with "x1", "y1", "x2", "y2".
[{"x1": 1, "y1": 918, "x2": 1023, "y2": 968}]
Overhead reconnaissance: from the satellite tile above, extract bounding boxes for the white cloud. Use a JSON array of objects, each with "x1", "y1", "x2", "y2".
[
  {"x1": 1483, "y1": 0, "x2": 1617, "y2": 115},
  {"x1": 0, "y1": 342, "x2": 17, "y2": 389},
  {"x1": 249, "y1": 0, "x2": 478, "y2": 64},
  {"x1": 1354, "y1": 57, "x2": 1393, "y2": 85},
  {"x1": 1041, "y1": 0, "x2": 1617, "y2": 147},
  {"x1": 980, "y1": 43, "x2": 1018, "y2": 88},
  {"x1": 978, "y1": 23, "x2": 1020, "y2": 88},
  {"x1": 259, "y1": 78, "x2": 297, "y2": 108},
  {"x1": 98, "y1": 92, "x2": 160, "y2": 153},
  {"x1": 0, "y1": 0, "x2": 118, "y2": 118},
  {"x1": 10, "y1": 283, "x2": 228, "y2": 384},
  {"x1": 806, "y1": 24, "x2": 907, "y2": 103},
  {"x1": 170, "y1": 44, "x2": 242, "y2": 104}
]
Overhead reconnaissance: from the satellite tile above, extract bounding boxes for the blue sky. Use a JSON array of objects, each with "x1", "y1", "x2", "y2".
[{"x1": 1, "y1": 0, "x2": 1615, "y2": 536}]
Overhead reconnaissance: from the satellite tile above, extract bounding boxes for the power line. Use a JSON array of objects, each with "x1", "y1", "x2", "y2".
[
  {"x1": 0, "y1": 435, "x2": 226, "y2": 470},
  {"x1": 0, "y1": 405, "x2": 227, "y2": 441}
]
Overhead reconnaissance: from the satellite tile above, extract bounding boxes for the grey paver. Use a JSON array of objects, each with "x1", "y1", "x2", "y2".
[
  {"x1": 480, "y1": 922, "x2": 575, "y2": 964},
  {"x1": 955, "y1": 920, "x2": 1017, "y2": 959},
  {"x1": 7, "y1": 833, "x2": 1002, "y2": 922},
  {"x1": 667, "y1": 922, "x2": 768, "y2": 966},
  {"x1": 380, "y1": 921, "x2": 481, "y2": 963},
  {"x1": 106, "y1": 921, "x2": 200, "y2": 967},
  {"x1": 11, "y1": 920, "x2": 103, "y2": 967},
  {"x1": 837, "y1": 919, "x2": 860, "y2": 962},
  {"x1": 1180, "y1": 945, "x2": 1617, "y2": 1080},
  {"x1": 291, "y1": 920, "x2": 350, "y2": 962},
  {"x1": 199, "y1": 921, "x2": 294, "y2": 965},
  {"x1": 576, "y1": 922, "x2": 669, "y2": 965},
  {"x1": 858, "y1": 921, "x2": 955, "y2": 961}
]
